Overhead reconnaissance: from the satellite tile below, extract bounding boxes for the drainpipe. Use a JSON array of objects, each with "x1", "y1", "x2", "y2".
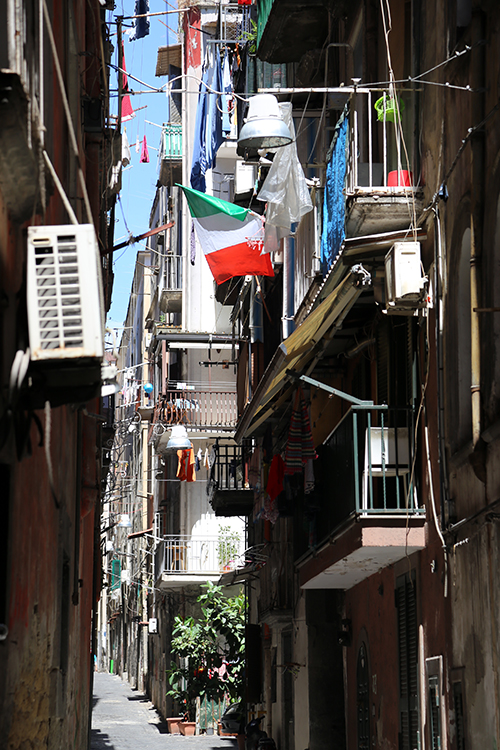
[
  {"x1": 283, "y1": 231, "x2": 295, "y2": 340},
  {"x1": 470, "y1": 9, "x2": 485, "y2": 447}
]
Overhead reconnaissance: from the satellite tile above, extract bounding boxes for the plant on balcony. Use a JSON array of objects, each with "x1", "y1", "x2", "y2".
[
  {"x1": 167, "y1": 582, "x2": 246, "y2": 721},
  {"x1": 217, "y1": 525, "x2": 241, "y2": 571}
]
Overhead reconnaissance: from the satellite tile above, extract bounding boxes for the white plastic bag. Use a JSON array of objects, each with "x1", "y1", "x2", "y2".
[{"x1": 258, "y1": 102, "x2": 313, "y2": 245}]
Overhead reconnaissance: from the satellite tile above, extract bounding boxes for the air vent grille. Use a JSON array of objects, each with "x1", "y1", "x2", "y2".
[{"x1": 27, "y1": 224, "x2": 104, "y2": 362}]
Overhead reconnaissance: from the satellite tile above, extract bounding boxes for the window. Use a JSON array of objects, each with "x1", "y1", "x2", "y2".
[
  {"x1": 357, "y1": 642, "x2": 370, "y2": 750},
  {"x1": 426, "y1": 656, "x2": 444, "y2": 750},
  {"x1": 396, "y1": 573, "x2": 419, "y2": 750},
  {"x1": 452, "y1": 679, "x2": 466, "y2": 750}
]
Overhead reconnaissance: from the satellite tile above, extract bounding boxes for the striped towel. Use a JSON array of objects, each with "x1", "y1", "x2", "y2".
[{"x1": 284, "y1": 388, "x2": 317, "y2": 475}]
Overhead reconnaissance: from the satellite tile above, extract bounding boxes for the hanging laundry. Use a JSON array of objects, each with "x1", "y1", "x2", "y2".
[
  {"x1": 205, "y1": 47, "x2": 224, "y2": 169},
  {"x1": 140, "y1": 135, "x2": 149, "y2": 163},
  {"x1": 266, "y1": 454, "x2": 285, "y2": 501},
  {"x1": 195, "y1": 448, "x2": 202, "y2": 472},
  {"x1": 190, "y1": 47, "x2": 224, "y2": 192},
  {"x1": 284, "y1": 388, "x2": 317, "y2": 475},
  {"x1": 190, "y1": 221, "x2": 196, "y2": 265},
  {"x1": 176, "y1": 448, "x2": 196, "y2": 482},
  {"x1": 221, "y1": 49, "x2": 233, "y2": 136},
  {"x1": 122, "y1": 128, "x2": 131, "y2": 167},
  {"x1": 135, "y1": 135, "x2": 141, "y2": 153},
  {"x1": 304, "y1": 458, "x2": 315, "y2": 494},
  {"x1": 204, "y1": 447, "x2": 210, "y2": 470},
  {"x1": 128, "y1": 0, "x2": 150, "y2": 41},
  {"x1": 120, "y1": 42, "x2": 135, "y2": 122}
]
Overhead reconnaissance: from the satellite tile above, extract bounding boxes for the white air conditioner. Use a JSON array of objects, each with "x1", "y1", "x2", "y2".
[
  {"x1": 27, "y1": 224, "x2": 104, "y2": 362},
  {"x1": 384, "y1": 241, "x2": 425, "y2": 314}
]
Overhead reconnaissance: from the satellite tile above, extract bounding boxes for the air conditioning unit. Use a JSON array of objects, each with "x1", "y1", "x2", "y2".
[
  {"x1": 26, "y1": 225, "x2": 105, "y2": 406},
  {"x1": 384, "y1": 241, "x2": 425, "y2": 315}
]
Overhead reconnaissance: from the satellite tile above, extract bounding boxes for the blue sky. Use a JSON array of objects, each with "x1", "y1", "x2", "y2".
[{"x1": 106, "y1": 1, "x2": 178, "y2": 329}]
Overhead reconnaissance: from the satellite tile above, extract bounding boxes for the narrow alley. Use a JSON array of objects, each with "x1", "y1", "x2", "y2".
[{"x1": 91, "y1": 673, "x2": 240, "y2": 750}]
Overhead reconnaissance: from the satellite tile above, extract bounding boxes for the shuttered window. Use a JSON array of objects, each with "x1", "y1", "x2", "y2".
[
  {"x1": 396, "y1": 573, "x2": 419, "y2": 750},
  {"x1": 357, "y1": 642, "x2": 370, "y2": 750},
  {"x1": 452, "y1": 680, "x2": 466, "y2": 750}
]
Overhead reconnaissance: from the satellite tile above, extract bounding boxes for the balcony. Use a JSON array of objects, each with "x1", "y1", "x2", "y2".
[
  {"x1": 209, "y1": 442, "x2": 254, "y2": 516},
  {"x1": 159, "y1": 253, "x2": 182, "y2": 314},
  {"x1": 155, "y1": 534, "x2": 245, "y2": 589},
  {"x1": 158, "y1": 123, "x2": 182, "y2": 187},
  {"x1": 297, "y1": 406, "x2": 426, "y2": 591},
  {"x1": 345, "y1": 88, "x2": 424, "y2": 238},
  {"x1": 257, "y1": 0, "x2": 330, "y2": 63},
  {"x1": 151, "y1": 390, "x2": 238, "y2": 444}
]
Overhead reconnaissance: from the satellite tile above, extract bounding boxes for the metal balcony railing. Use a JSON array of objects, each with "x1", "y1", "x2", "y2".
[
  {"x1": 346, "y1": 87, "x2": 419, "y2": 193},
  {"x1": 154, "y1": 534, "x2": 245, "y2": 578},
  {"x1": 162, "y1": 253, "x2": 182, "y2": 291},
  {"x1": 325, "y1": 406, "x2": 424, "y2": 518},
  {"x1": 209, "y1": 441, "x2": 253, "y2": 491},
  {"x1": 160, "y1": 123, "x2": 182, "y2": 160},
  {"x1": 155, "y1": 390, "x2": 238, "y2": 429}
]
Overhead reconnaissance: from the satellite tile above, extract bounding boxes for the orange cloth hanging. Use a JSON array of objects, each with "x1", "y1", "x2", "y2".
[{"x1": 176, "y1": 448, "x2": 196, "y2": 482}]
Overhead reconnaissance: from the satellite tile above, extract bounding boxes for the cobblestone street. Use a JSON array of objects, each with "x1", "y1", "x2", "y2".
[{"x1": 91, "y1": 672, "x2": 240, "y2": 750}]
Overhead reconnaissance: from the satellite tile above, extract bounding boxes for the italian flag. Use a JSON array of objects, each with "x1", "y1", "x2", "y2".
[{"x1": 179, "y1": 185, "x2": 274, "y2": 285}]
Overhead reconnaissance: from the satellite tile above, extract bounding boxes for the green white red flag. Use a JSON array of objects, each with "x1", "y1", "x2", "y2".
[{"x1": 179, "y1": 184, "x2": 274, "y2": 285}]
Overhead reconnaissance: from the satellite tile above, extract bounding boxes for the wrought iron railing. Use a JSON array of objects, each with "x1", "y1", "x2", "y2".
[
  {"x1": 325, "y1": 406, "x2": 423, "y2": 517},
  {"x1": 210, "y1": 441, "x2": 252, "y2": 492},
  {"x1": 154, "y1": 390, "x2": 238, "y2": 429},
  {"x1": 154, "y1": 534, "x2": 245, "y2": 578}
]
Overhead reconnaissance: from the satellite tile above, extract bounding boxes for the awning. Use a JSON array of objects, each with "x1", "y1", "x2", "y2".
[
  {"x1": 235, "y1": 267, "x2": 366, "y2": 440},
  {"x1": 156, "y1": 44, "x2": 182, "y2": 75}
]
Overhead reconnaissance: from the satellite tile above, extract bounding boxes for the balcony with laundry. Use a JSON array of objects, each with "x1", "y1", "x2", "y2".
[
  {"x1": 154, "y1": 532, "x2": 245, "y2": 589},
  {"x1": 149, "y1": 388, "x2": 238, "y2": 448}
]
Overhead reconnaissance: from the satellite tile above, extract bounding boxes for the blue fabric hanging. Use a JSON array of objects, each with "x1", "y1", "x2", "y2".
[
  {"x1": 205, "y1": 50, "x2": 224, "y2": 175},
  {"x1": 221, "y1": 49, "x2": 232, "y2": 135},
  {"x1": 129, "y1": 0, "x2": 150, "y2": 41},
  {"x1": 320, "y1": 108, "x2": 348, "y2": 273},
  {"x1": 190, "y1": 66, "x2": 210, "y2": 192},
  {"x1": 190, "y1": 50, "x2": 224, "y2": 193}
]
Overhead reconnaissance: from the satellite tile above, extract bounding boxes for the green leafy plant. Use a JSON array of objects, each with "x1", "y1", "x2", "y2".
[
  {"x1": 217, "y1": 525, "x2": 241, "y2": 570},
  {"x1": 166, "y1": 582, "x2": 246, "y2": 720},
  {"x1": 238, "y1": 19, "x2": 258, "y2": 55}
]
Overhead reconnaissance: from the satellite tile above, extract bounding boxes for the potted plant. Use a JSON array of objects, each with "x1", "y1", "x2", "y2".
[
  {"x1": 217, "y1": 525, "x2": 241, "y2": 571},
  {"x1": 166, "y1": 583, "x2": 246, "y2": 734}
]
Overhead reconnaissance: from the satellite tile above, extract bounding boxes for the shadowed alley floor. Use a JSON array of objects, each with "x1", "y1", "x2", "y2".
[{"x1": 91, "y1": 672, "x2": 240, "y2": 749}]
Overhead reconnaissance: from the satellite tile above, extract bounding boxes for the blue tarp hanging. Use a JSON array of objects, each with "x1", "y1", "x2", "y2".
[
  {"x1": 320, "y1": 108, "x2": 348, "y2": 273},
  {"x1": 129, "y1": 0, "x2": 150, "y2": 41}
]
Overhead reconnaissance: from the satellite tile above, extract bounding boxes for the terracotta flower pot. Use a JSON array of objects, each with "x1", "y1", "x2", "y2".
[
  {"x1": 167, "y1": 717, "x2": 183, "y2": 734},
  {"x1": 179, "y1": 721, "x2": 196, "y2": 736}
]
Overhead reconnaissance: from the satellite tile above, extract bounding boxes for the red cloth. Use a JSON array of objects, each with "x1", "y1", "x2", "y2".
[
  {"x1": 140, "y1": 135, "x2": 150, "y2": 163},
  {"x1": 177, "y1": 448, "x2": 196, "y2": 482},
  {"x1": 266, "y1": 454, "x2": 284, "y2": 501},
  {"x1": 121, "y1": 42, "x2": 135, "y2": 122}
]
